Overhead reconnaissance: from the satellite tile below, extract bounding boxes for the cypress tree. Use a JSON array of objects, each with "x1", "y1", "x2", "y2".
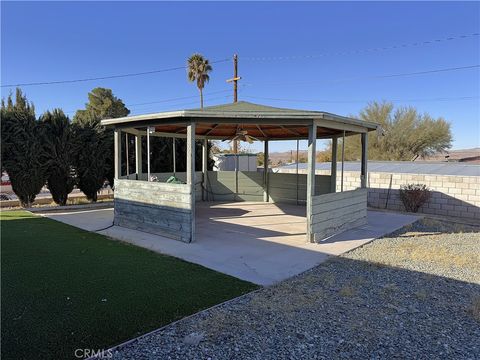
[
  {"x1": 39, "y1": 109, "x2": 75, "y2": 205},
  {"x1": 71, "y1": 118, "x2": 110, "y2": 202},
  {"x1": 1, "y1": 89, "x2": 46, "y2": 207}
]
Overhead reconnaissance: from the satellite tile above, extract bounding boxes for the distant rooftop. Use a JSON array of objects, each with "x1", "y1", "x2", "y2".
[
  {"x1": 422, "y1": 148, "x2": 480, "y2": 164},
  {"x1": 277, "y1": 161, "x2": 480, "y2": 177}
]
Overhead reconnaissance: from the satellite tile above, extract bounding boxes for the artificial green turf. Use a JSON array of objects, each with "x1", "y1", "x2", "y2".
[{"x1": 1, "y1": 211, "x2": 258, "y2": 359}]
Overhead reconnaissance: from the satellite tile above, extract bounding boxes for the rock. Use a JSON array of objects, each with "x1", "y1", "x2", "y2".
[{"x1": 183, "y1": 332, "x2": 204, "y2": 346}]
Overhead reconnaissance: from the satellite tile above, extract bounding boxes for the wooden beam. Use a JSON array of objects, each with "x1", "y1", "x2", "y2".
[
  {"x1": 114, "y1": 129, "x2": 121, "y2": 179},
  {"x1": 114, "y1": 118, "x2": 313, "y2": 131},
  {"x1": 151, "y1": 131, "x2": 190, "y2": 139},
  {"x1": 205, "y1": 124, "x2": 221, "y2": 136},
  {"x1": 306, "y1": 123, "x2": 317, "y2": 242},
  {"x1": 147, "y1": 129, "x2": 352, "y2": 141},
  {"x1": 330, "y1": 137, "x2": 337, "y2": 193},
  {"x1": 186, "y1": 122, "x2": 196, "y2": 242},
  {"x1": 122, "y1": 128, "x2": 143, "y2": 136},
  {"x1": 280, "y1": 125, "x2": 302, "y2": 137},
  {"x1": 255, "y1": 125, "x2": 267, "y2": 138},
  {"x1": 315, "y1": 119, "x2": 368, "y2": 133}
]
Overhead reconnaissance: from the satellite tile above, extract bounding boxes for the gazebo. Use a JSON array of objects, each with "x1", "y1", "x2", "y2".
[{"x1": 101, "y1": 101, "x2": 380, "y2": 243}]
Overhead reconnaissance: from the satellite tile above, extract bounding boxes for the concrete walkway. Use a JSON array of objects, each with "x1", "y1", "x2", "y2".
[{"x1": 38, "y1": 202, "x2": 419, "y2": 285}]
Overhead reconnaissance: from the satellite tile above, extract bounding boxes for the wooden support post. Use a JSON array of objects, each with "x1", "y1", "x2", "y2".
[
  {"x1": 263, "y1": 140, "x2": 269, "y2": 202},
  {"x1": 125, "y1": 133, "x2": 129, "y2": 176},
  {"x1": 306, "y1": 123, "x2": 317, "y2": 242},
  {"x1": 186, "y1": 122, "x2": 196, "y2": 243},
  {"x1": 296, "y1": 139, "x2": 300, "y2": 205},
  {"x1": 361, "y1": 133, "x2": 368, "y2": 188},
  {"x1": 172, "y1": 137, "x2": 176, "y2": 176},
  {"x1": 202, "y1": 138, "x2": 208, "y2": 201},
  {"x1": 147, "y1": 127, "x2": 151, "y2": 182},
  {"x1": 114, "y1": 128, "x2": 121, "y2": 180},
  {"x1": 341, "y1": 130, "x2": 345, "y2": 192},
  {"x1": 330, "y1": 137, "x2": 337, "y2": 193},
  {"x1": 235, "y1": 153, "x2": 239, "y2": 201},
  {"x1": 135, "y1": 134, "x2": 142, "y2": 178}
]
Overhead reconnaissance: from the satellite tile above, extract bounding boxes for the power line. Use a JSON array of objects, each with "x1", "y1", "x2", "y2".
[
  {"x1": 64, "y1": 93, "x2": 234, "y2": 115},
  {"x1": 243, "y1": 33, "x2": 479, "y2": 61},
  {"x1": 127, "y1": 89, "x2": 232, "y2": 107},
  {"x1": 127, "y1": 95, "x2": 233, "y2": 115},
  {"x1": 63, "y1": 88, "x2": 236, "y2": 114},
  {"x1": 4, "y1": 32, "x2": 478, "y2": 88},
  {"x1": 243, "y1": 95, "x2": 480, "y2": 104},
  {"x1": 244, "y1": 64, "x2": 480, "y2": 88},
  {"x1": 359, "y1": 64, "x2": 480, "y2": 80},
  {"x1": 1, "y1": 58, "x2": 230, "y2": 88}
]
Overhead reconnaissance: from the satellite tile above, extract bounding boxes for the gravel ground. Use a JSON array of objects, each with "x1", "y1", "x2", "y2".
[{"x1": 112, "y1": 218, "x2": 480, "y2": 359}]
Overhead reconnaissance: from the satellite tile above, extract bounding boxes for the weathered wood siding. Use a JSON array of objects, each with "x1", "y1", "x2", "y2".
[
  {"x1": 205, "y1": 171, "x2": 331, "y2": 203},
  {"x1": 206, "y1": 171, "x2": 264, "y2": 202},
  {"x1": 310, "y1": 188, "x2": 367, "y2": 242},
  {"x1": 114, "y1": 179, "x2": 193, "y2": 242},
  {"x1": 121, "y1": 172, "x2": 203, "y2": 200},
  {"x1": 269, "y1": 173, "x2": 331, "y2": 204},
  {"x1": 123, "y1": 171, "x2": 332, "y2": 204}
]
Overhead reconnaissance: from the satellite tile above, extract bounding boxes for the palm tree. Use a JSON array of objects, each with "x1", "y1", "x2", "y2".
[{"x1": 187, "y1": 53, "x2": 212, "y2": 109}]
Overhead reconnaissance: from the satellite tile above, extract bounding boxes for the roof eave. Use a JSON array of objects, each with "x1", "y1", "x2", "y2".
[
  {"x1": 100, "y1": 109, "x2": 379, "y2": 131},
  {"x1": 319, "y1": 113, "x2": 379, "y2": 130},
  {"x1": 100, "y1": 110, "x2": 187, "y2": 126}
]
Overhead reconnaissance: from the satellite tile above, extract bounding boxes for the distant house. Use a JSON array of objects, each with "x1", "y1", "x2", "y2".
[{"x1": 420, "y1": 148, "x2": 480, "y2": 164}]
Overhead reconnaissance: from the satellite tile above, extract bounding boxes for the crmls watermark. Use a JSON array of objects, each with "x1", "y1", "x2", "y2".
[{"x1": 74, "y1": 348, "x2": 113, "y2": 359}]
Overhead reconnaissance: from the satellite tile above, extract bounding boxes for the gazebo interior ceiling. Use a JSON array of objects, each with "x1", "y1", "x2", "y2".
[{"x1": 141, "y1": 123, "x2": 347, "y2": 140}]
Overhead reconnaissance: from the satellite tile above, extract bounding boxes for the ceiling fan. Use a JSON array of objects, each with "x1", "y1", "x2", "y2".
[{"x1": 223, "y1": 128, "x2": 260, "y2": 144}]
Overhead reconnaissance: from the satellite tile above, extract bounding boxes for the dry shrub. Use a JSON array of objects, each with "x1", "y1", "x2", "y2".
[{"x1": 399, "y1": 183, "x2": 431, "y2": 212}]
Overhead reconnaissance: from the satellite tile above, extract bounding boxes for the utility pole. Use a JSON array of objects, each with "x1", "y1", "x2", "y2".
[
  {"x1": 226, "y1": 54, "x2": 242, "y2": 154},
  {"x1": 227, "y1": 54, "x2": 241, "y2": 102}
]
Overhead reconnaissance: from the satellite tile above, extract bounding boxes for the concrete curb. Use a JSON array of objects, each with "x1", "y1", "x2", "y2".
[
  {"x1": 0, "y1": 193, "x2": 113, "y2": 209},
  {"x1": 27, "y1": 201, "x2": 113, "y2": 213}
]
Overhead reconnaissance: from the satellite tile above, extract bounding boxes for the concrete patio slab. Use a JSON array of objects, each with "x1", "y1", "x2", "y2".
[{"x1": 37, "y1": 202, "x2": 419, "y2": 285}]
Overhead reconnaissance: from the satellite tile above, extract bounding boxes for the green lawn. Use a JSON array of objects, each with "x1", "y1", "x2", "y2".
[{"x1": 1, "y1": 211, "x2": 257, "y2": 359}]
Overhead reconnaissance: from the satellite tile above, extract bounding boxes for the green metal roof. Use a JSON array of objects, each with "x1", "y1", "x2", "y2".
[{"x1": 186, "y1": 101, "x2": 320, "y2": 114}]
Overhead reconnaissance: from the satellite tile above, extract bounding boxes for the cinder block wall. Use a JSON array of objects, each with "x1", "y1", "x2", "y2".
[{"x1": 278, "y1": 168, "x2": 480, "y2": 220}]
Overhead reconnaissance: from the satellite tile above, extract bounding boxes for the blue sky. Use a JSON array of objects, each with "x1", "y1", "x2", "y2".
[{"x1": 2, "y1": 1, "x2": 479, "y2": 152}]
